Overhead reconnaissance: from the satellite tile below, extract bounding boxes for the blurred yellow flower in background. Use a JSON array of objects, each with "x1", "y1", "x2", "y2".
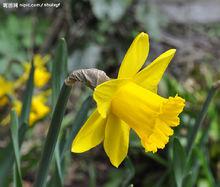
[
  {"x1": 34, "y1": 67, "x2": 51, "y2": 88},
  {"x1": 13, "y1": 90, "x2": 51, "y2": 126},
  {"x1": 15, "y1": 54, "x2": 51, "y2": 89},
  {"x1": 0, "y1": 76, "x2": 13, "y2": 97},
  {"x1": 0, "y1": 76, "x2": 13, "y2": 106},
  {"x1": 29, "y1": 91, "x2": 51, "y2": 126},
  {"x1": 0, "y1": 54, "x2": 51, "y2": 126},
  {"x1": 72, "y1": 32, "x2": 185, "y2": 167},
  {"x1": 13, "y1": 99, "x2": 22, "y2": 114},
  {"x1": 0, "y1": 96, "x2": 9, "y2": 107}
]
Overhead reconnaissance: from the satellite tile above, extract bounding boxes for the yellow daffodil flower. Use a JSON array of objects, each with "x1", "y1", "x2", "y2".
[
  {"x1": 13, "y1": 90, "x2": 51, "y2": 126},
  {"x1": 34, "y1": 67, "x2": 51, "y2": 88},
  {"x1": 15, "y1": 54, "x2": 51, "y2": 89},
  {"x1": 20, "y1": 64, "x2": 50, "y2": 88},
  {"x1": 29, "y1": 90, "x2": 51, "y2": 126},
  {"x1": 13, "y1": 99, "x2": 22, "y2": 114},
  {"x1": 33, "y1": 54, "x2": 51, "y2": 88},
  {"x1": 0, "y1": 76, "x2": 13, "y2": 97},
  {"x1": 1, "y1": 99, "x2": 22, "y2": 126},
  {"x1": 0, "y1": 54, "x2": 51, "y2": 127},
  {"x1": 29, "y1": 91, "x2": 51, "y2": 126},
  {"x1": 75, "y1": 32, "x2": 184, "y2": 167},
  {"x1": 0, "y1": 76, "x2": 13, "y2": 106},
  {"x1": 34, "y1": 54, "x2": 50, "y2": 67}
]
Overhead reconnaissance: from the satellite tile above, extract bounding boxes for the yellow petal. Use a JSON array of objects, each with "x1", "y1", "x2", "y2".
[
  {"x1": 134, "y1": 49, "x2": 176, "y2": 92},
  {"x1": 118, "y1": 32, "x2": 149, "y2": 79},
  {"x1": 104, "y1": 113, "x2": 130, "y2": 167},
  {"x1": 72, "y1": 109, "x2": 106, "y2": 153},
  {"x1": 93, "y1": 79, "x2": 129, "y2": 118}
]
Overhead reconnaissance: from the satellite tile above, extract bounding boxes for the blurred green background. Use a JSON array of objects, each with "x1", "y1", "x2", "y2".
[{"x1": 0, "y1": 0, "x2": 220, "y2": 186}]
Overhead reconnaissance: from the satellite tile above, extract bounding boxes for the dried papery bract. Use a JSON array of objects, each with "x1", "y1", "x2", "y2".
[{"x1": 65, "y1": 68, "x2": 110, "y2": 89}]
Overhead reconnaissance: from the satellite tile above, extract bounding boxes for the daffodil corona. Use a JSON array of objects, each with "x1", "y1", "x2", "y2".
[{"x1": 71, "y1": 32, "x2": 185, "y2": 167}]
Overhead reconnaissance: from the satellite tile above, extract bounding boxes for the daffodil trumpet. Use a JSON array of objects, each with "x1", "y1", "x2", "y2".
[{"x1": 70, "y1": 32, "x2": 185, "y2": 167}]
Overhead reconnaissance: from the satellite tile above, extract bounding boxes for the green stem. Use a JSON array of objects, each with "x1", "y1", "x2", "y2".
[
  {"x1": 34, "y1": 83, "x2": 72, "y2": 187},
  {"x1": 186, "y1": 80, "x2": 220, "y2": 155},
  {"x1": 60, "y1": 96, "x2": 93, "y2": 160},
  {"x1": 121, "y1": 157, "x2": 135, "y2": 187}
]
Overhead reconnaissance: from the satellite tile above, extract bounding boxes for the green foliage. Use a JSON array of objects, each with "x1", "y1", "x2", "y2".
[
  {"x1": 0, "y1": 61, "x2": 34, "y2": 187},
  {"x1": 34, "y1": 84, "x2": 72, "y2": 187},
  {"x1": 0, "y1": 15, "x2": 48, "y2": 75},
  {"x1": 50, "y1": 38, "x2": 68, "y2": 187},
  {"x1": 19, "y1": 61, "x2": 35, "y2": 126},
  {"x1": 121, "y1": 157, "x2": 135, "y2": 187},
  {"x1": 52, "y1": 38, "x2": 68, "y2": 107},
  {"x1": 10, "y1": 110, "x2": 22, "y2": 187},
  {"x1": 172, "y1": 138, "x2": 186, "y2": 187},
  {"x1": 34, "y1": 40, "x2": 70, "y2": 187}
]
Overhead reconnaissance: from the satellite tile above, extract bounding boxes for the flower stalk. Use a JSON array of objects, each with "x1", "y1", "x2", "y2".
[
  {"x1": 186, "y1": 80, "x2": 220, "y2": 155},
  {"x1": 34, "y1": 69, "x2": 106, "y2": 187},
  {"x1": 34, "y1": 83, "x2": 71, "y2": 187}
]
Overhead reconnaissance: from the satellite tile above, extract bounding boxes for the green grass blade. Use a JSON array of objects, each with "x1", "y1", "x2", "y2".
[
  {"x1": 185, "y1": 147, "x2": 200, "y2": 187},
  {"x1": 52, "y1": 38, "x2": 68, "y2": 106},
  {"x1": 34, "y1": 83, "x2": 72, "y2": 187},
  {"x1": 186, "y1": 81, "x2": 220, "y2": 154},
  {"x1": 51, "y1": 38, "x2": 68, "y2": 186},
  {"x1": 18, "y1": 61, "x2": 35, "y2": 144},
  {"x1": 196, "y1": 148, "x2": 215, "y2": 187},
  {"x1": 121, "y1": 157, "x2": 135, "y2": 187},
  {"x1": 0, "y1": 153, "x2": 12, "y2": 186},
  {"x1": 47, "y1": 96, "x2": 93, "y2": 187},
  {"x1": 19, "y1": 61, "x2": 35, "y2": 126},
  {"x1": 61, "y1": 96, "x2": 93, "y2": 159},
  {"x1": 55, "y1": 148, "x2": 63, "y2": 186},
  {"x1": 48, "y1": 96, "x2": 93, "y2": 187},
  {"x1": 146, "y1": 152, "x2": 168, "y2": 167},
  {"x1": 88, "y1": 162, "x2": 96, "y2": 187},
  {"x1": 49, "y1": 96, "x2": 93, "y2": 186},
  {"x1": 182, "y1": 173, "x2": 193, "y2": 187},
  {"x1": 173, "y1": 138, "x2": 186, "y2": 187},
  {"x1": 10, "y1": 110, "x2": 23, "y2": 187},
  {"x1": 0, "y1": 62, "x2": 34, "y2": 186},
  {"x1": 154, "y1": 169, "x2": 170, "y2": 187}
]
